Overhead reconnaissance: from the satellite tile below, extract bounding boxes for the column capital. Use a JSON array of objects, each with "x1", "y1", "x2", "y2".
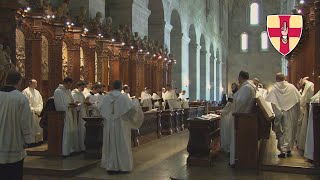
[
  {"x1": 182, "y1": 34, "x2": 191, "y2": 43},
  {"x1": 197, "y1": 44, "x2": 202, "y2": 50},
  {"x1": 165, "y1": 22, "x2": 173, "y2": 32}
]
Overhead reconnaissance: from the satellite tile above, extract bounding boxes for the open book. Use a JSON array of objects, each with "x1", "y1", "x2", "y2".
[{"x1": 256, "y1": 96, "x2": 275, "y2": 121}]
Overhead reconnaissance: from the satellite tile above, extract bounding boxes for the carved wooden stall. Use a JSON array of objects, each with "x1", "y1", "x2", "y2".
[
  {"x1": 8, "y1": 2, "x2": 174, "y2": 101},
  {"x1": 287, "y1": 1, "x2": 320, "y2": 92}
]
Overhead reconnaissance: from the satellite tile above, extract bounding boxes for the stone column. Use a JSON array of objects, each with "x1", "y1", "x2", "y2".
[
  {"x1": 216, "y1": 60, "x2": 221, "y2": 101},
  {"x1": 181, "y1": 34, "x2": 191, "y2": 98},
  {"x1": 206, "y1": 52, "x2": 211, "y2": 100},
  {"x1": 196, "y1": 44, "x2": 201, "y2": 100},
  {"x1": 164, "y1": 22, "x2": 173, "y2": 50},
  {"x1": 132, "y1": 0, "x2": 151, "y2": 37},
  {"x1": 213, "y1": 57, "x2": 217, "y2": 101},
  {"x1": 199, "y1": 48, "x2": 206, "y2": 100}
]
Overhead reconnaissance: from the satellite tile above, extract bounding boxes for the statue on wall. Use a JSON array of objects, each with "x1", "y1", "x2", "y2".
[
  {"x1": 115, "y1": 25, "x2": 124, "y2": 42},
  {"x1": 78, "y1": 6, "x2": 88, "y2": 26},
  {"x1": 56, "y1": 0, "x2": 70, "y2": 21},
  {"x1": 89, "y1": 12, "x2": 103, "y2": 34},
  {"x1": 142, "y1": 36, "x2": 148, "y2": 50},
  {"x1": 123, "y1": 25, "x2": 132, "y2": 45},
  {"x1": 103, "y1": 17, "x2": 113, "y2": 38}
]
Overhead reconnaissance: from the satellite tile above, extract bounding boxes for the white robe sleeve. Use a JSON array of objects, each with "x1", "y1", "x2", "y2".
[
  {"x1": 54, "y1": 89, "x2": 67, "y2": 111},
  {"x1": 34, "y1": 91, "x2": 43, "y2": 114},
  {"x1": 20, "y1": 98, "x2": 34, "y2": 144},
  {"x1": 122, "y1": 99, "x2": 144, "y2": 129},
  {"x1": 234, "y1": 86, "x2": 253, "y2": 113}
]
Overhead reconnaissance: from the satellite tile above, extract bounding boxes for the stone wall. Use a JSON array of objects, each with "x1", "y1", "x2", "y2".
[{"x1": 227, "y1": 0, "x2": 282, "y2": 93}]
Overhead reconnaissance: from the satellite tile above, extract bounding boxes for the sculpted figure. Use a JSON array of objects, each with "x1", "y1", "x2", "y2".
[
  {"x1": 56, "y1": 2, "x2": 70, "y2": 21},
  {"x1": 78, "y1": 6, "x2": 88, "y2": 26},
  {"x1": 103, "y1": 17, "x2": 113, "y2": 38},
  {"x1": 89, "y1": 12, "x2": 103, "y2": 33}
]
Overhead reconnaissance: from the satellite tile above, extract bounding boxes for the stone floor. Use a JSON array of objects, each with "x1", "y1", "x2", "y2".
[
  {"x1": 24, "y1": 130, "x2": 319, "y2": 180},
  {"x1": 261, "y1": 132, "x2": 314, "y2": 168}
]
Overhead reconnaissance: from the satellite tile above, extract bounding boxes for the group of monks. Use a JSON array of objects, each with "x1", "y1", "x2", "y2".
[{"x1": 220, "y1": 70, "x2": 319, "y2": 166}]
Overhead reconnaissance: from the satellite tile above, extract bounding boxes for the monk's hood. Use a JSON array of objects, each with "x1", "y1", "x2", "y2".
[{"x1": 274, "y1": 81, "x2": 288, "y2": 94}]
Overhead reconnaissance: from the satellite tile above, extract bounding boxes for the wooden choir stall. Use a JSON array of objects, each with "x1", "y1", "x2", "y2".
[{"x1": 5, "y1": 2, "x2": 179, "y2": 157}]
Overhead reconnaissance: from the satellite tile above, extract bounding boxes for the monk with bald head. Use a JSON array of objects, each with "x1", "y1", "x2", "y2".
[{"x1": 266, "y1": 73, "x2": 301, "y2": 158}]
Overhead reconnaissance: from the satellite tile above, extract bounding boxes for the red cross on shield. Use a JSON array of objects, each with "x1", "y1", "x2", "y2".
[{"x1": 267, "y1": 15, "x2": 303, "y2": 56}]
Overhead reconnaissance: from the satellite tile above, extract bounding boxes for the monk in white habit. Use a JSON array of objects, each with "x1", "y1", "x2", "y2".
[
  {"x1": 83, "y1": 81, "x2": 92, "y2": 98},
  {"x1": 163, "y1": 84, "x2": 181, "y2": 109},
  {"x1": 99, "y1": 80, "x2": 144, "y2": 174},
  {"x1": 22, "y1": 79, "x2": 43, "y2": 144},
  {"x1": 230, "y1": 71, "x2": 256, "y2": 165},
  {"x1": 152, "y1": 92, "x2": 161, "y2": 108},
  {"x1": 304, "y1": 89, "x2": 320, "y2": 161},
  {"x1": 121, "y1": 84, "x2": 131, "y2": 99},
  {"x1": 296, "y1": 77, "x2": 314, "y2": 150},
  {"x1": 179, "y1": 90, "x2": 189, "y2": 108},
  {"x1": 265, "y1": 73, "x2": 301, "y2": 158},
  {"x1": 54, "y1": 77, "x2": 80, "y2": 156},
  {"x1": 141, "y1": 87, "x2": 153, "y2": 110},
  {"x1": 0, "y1": 70, "x2": 33, "y2": 179},
  {"x1": 71, "y1": 81, "x2": 87, "y2": 151},
  {"x1": 85, "y1": 83, "x2": 101, "y2": 116},
  {"x1": 220, "y1": 83, "x2": 238, "y2": 153}
]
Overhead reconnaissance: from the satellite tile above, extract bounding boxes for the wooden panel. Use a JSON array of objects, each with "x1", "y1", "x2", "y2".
[
  {"x1": 47, "y1": 111, "x2": 65, "y2": 157},
  {"x1": 233, "y1": 113, "x2": 258, "y2": 169},
  {"x1": 312, "y1": 103, "x2": 320, "y2": 167},
  {"x1": 160, "y1": 110, "x2": 174, "y2": 135},
  {"x1": 186, "y1": 116, "x2": 220, "y2": 166}
]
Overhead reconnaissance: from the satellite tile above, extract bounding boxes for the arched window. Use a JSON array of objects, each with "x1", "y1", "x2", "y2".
[
  {"x1": 261, "y1": 31, "x2": 268, "y2": 50},
  {"x1": 241, "y1": 33, "x2": 248, "y2": 51},
  {"x1": 250, "y1": 3, "x2": 259, "y2": 25}
]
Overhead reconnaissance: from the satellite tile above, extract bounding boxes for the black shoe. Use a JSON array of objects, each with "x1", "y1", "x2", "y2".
[
  {"x1": 287, "y1": 151, "x2": 292, "y2": 157},
  {"x1": 107, "y1": 171, "x2": 119, "y2": 175},
  {"x1": 278, "y1": 153, "x2": 286, "y2": 158}
]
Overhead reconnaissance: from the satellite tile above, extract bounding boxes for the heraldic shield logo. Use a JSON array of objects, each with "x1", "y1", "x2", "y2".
[{"x1": 267, "y1": 15, "x2": 303, "y2": 56}]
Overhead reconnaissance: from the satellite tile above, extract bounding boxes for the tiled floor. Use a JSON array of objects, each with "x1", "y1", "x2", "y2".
[{"x1": 24, "y1": 130, "x2": 319, "y2": 180}]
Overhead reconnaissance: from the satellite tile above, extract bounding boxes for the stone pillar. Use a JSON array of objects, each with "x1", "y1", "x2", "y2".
[
  {"x1": 206, "y1": 52, "x2": 211, "y2": 100},
  {"x1": 216, "y1": 60, "x2": 221, "y2": 101},
  {"x1": 210, "y1": 54, "x2": 215, "y2": 101},
  {"x1": 171, "y1": 31, "x2": 183, "y2": 90},
  {"x1": 181, "y1": 34, "x2": 191, "y2": 98},
  {"x1": 0, "y1": 1, "x2": 20, "y2": 65},
  {"x1": 132, "y1": 0, "x2": 151, "y2": 37},
  {"x1": 164, "y1": 22, "x2": 173, "y2": 50},
  {"x1": 199, "y1": 48, "x2": 206, "y2": 100},
  {"x1": 196, "y1": 44, "x2": 201, "y2": 100},
  {"x1": 213, "y1": 57, "x2": 217, "y2": 101}
]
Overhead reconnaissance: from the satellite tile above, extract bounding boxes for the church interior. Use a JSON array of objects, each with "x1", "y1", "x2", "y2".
[{"x1": 0, "y1": 0, "x2": 320, "y2": 179}]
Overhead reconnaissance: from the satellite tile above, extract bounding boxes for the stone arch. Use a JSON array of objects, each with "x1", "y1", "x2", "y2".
[
  {"x1": 189, "y1": 24, "x2": 197, "y2": 100},
  {"x1": 199, "y1": 34, "x2": 206, "y2": 100},
  {"x1": 216, "y1": 48, "x2": 221, "y2": 101},
  {"x1": 210, "y1": 43, "x2": 215, "y2": 100},
  {"x1": 170, "y1": 9, "x2": 182, "y2": 90},
  {"x1": 148, "y1": 0, "x2": 165, "y2": 46}
]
